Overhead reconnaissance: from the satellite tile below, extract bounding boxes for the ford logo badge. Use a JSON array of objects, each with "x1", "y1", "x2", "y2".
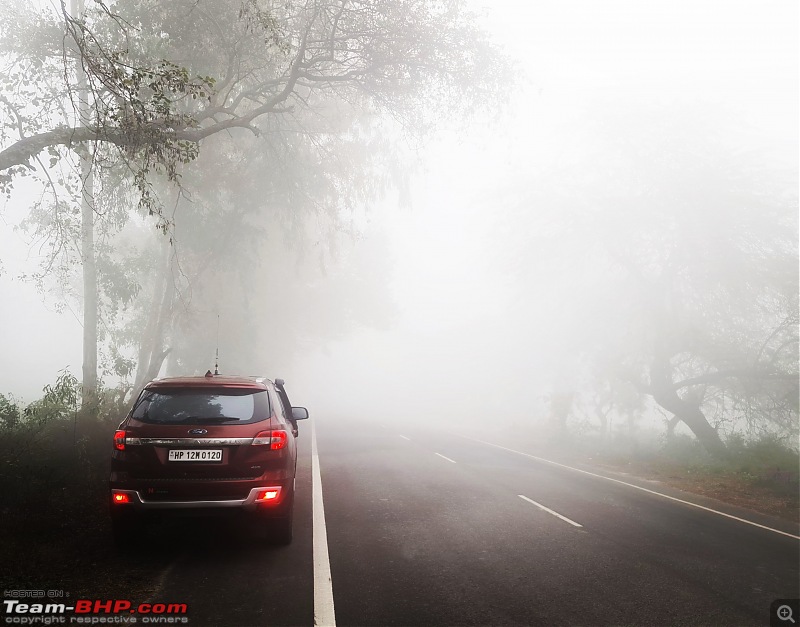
[{"x1": 188, "y1": 428, "x2": 208, "y2": 435}]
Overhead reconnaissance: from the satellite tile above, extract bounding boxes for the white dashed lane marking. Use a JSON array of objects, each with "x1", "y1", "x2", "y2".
[
  {"x1": 459, "y1": 435, "x2": 800, "y2": 541},
  {"x1": 518, "y1": 494, "x2": 583, "y2": 528}
]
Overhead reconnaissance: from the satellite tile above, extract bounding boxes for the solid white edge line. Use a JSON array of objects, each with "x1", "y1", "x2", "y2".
[
  {"x1": 518, "y1": 494, "x2": 583, "y2": 528},
  {"x1": 399, "y1": 435, "x2": 411, "y2": 441},
  {"x1": 312, "y1": 423, "x2": 337, "y2": 627},
  {"x1": 460, "y1": 435, "x2": 800, "y2": 541},
  {"x1": 434, "y1": 452, "x2": 457, "y2": 464}
]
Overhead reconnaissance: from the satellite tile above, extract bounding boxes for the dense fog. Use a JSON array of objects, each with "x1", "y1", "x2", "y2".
[{"x1": 0, "y1": 0, "x2": 796, "y2": 455}]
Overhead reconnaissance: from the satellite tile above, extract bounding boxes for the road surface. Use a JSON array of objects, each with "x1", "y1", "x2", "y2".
[{"x1": 147, "y1": 414, "x2": 799, "y2": 626}]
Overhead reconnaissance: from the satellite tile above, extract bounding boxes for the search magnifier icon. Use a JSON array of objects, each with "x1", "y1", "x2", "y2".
[{"x1": 778, "y1": 605, "x2": 796, "y2": 623}]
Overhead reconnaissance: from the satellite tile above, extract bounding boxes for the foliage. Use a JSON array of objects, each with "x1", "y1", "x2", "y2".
[
  {"x1": 0, "y1": 0, "x2": 507, "y2": 218},
  {"x1": 0, "y1": 370, "x2": 128, "y2": 532},
  {"x1": 0, "y1": 373, "x2": 142, "y2": 591},
  {"x1": 1, "y1": 0, "x2": 509, "y2": 399},
  {"x1": 25, "y1": 368, "x2": 80, "y2": 423},
  {"x1": 659, "y1": 432, "x2": 799, "y2": 489},
  {"x1": 0, "y1": 393, "x2": 20, "y2": 429}
]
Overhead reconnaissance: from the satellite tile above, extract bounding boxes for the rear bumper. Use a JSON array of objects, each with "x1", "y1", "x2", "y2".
[{"x1": 111, "y1": 486, "x2": 287, "y2": 511}]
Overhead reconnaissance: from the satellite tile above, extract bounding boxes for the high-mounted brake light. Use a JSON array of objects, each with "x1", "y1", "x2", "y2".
[
  {"x1": 113, "y1": 430, "x2": 127, "y2": 451},
  {"x1": 111, "y1": 491, "x2": 131, "y2": 504},
  {"x1": 252, "y1": 430, "x2": 288, "y2": 450}
]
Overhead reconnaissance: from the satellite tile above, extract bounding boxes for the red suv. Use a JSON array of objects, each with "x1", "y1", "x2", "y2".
[{"x1": 109, "y1": 374, "x2": 308, "y2": 545}]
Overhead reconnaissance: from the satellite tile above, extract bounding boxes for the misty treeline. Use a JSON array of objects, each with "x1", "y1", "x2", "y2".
[
  {"x1": 494, "y1": 103, "x2": 798, "y2": 458},
  {"x1": 0, "y1": 1, "x2": 506, "y2": 403}
]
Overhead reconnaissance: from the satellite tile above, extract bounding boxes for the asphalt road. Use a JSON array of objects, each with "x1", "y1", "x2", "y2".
[{"x1": 148, "y1": 414, "x2": 799, "y2": 627}]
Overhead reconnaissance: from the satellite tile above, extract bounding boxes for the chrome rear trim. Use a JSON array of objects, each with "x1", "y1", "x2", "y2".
[
  {"x1": 112, "y1": 487, "x2": 282, "y2": 510},
  {"x1": 129, "y1": 475, "x2": 260, "y2": 482},
  {"x1": 126, "y1": 437, "x2": 254, "y2": 446}
]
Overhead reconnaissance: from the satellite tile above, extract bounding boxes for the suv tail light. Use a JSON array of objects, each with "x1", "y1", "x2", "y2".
[
  {"x1": 252, "y1": 430, "x2": 288, "y2": 450},
  {"x1": 255, "y1": 488, "x2": 281, "y2": 502},
  {"x1": 114, "y1": 430, "x2": 127, "y2": 451},
  {"x1": 112, "y1": 491, "x2": 132, "y2": 504}
]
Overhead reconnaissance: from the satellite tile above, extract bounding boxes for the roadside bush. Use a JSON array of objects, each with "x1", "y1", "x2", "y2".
[
  {"x1": 0, "y1": 371, "x2": 131, "y2": 590},
  {"x1": 660, "y1": 434, "x2": 712, "y2": 466},
  {"x1": 654, "y1": 431, "x2": 800, "y2": 497},
  {"x1": 725, "y1": 433, "x2": 799, "y2": 487}
]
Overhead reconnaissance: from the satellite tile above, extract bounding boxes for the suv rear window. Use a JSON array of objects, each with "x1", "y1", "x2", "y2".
[{"x1": 131, "y1": 388, "x2": 270, "y2": 425}]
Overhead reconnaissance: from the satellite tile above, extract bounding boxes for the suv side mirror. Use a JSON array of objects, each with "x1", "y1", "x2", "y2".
[{"x1": 291, "y1": 407, "x2": 309, "y2": 421}]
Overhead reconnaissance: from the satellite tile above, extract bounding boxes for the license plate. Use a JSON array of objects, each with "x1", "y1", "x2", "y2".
[{"x1": 168, "y1": 449, "x2": 223, "y2": 462}]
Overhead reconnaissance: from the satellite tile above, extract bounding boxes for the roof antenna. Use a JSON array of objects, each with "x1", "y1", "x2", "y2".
[{"x1": 214, "y1": 314, "x2": 220, "y2": 375}]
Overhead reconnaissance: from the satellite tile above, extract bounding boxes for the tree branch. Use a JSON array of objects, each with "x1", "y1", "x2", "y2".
[{"x1": 673, "y1": 369, "x2": 799, "y2": 391}]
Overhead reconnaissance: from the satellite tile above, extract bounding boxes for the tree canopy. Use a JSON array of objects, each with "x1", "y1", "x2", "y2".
[
  {"x1": 0, "y1": 0, "x2": 509, "y2": 403},
  {"x1": 0, "y1": 0, "x2": 505, "y2": 214}
]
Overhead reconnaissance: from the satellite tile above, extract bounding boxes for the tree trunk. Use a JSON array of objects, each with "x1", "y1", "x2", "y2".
[
  {"x1": 666, "y1": 414, "x2": 681, "y2": 440},
  {"x1": 80, "y1": 156, "x2": 97, "y2": 406},
  {"x1": 133, "y1": 237, "x2": 174, "y2": 392},
  {"x1": 550, "y1": 391, "x2": 574, "y2": 439},
  {"x1": 142, "y1": 280, "x2": 174, "y2": 381},
  {"x1": 73, "y1": 0, "x2": 97, "y2": 410},
  {"x1": 594, "y1": 404, "x2": 610, "y2": 440},
  {"x1": 650, "y1": 354, "x2": 728, "y2": 457}
]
